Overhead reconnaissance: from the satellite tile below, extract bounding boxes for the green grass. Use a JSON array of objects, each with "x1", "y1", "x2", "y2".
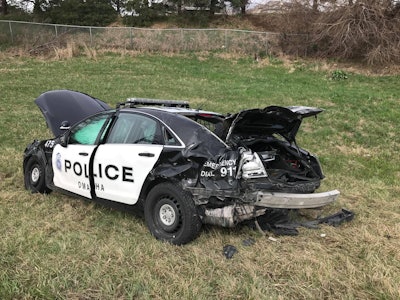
[{"x1": 1, "y1": 53, "x2": 399, "y2": 299}]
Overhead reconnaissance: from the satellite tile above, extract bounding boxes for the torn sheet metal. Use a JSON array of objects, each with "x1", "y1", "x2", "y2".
[{"x1": 224, "y1": 106, "x2": 323, "y2": 145}]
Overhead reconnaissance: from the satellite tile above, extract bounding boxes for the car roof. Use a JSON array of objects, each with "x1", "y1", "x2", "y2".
[
  {"x1": 144, "y1": 106, "x2": 221, "y2": 115},
  {"x1": 118, "y1": 97, "x2": 224, "y2": 117}
]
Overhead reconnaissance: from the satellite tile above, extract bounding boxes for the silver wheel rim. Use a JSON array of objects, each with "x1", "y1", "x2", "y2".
[
  {"x1": 159, "y1": 203, "x2": 176, "y2": 226},
  {"x1": 31, "y1": 167, "x2": 40, "y2": 183}
]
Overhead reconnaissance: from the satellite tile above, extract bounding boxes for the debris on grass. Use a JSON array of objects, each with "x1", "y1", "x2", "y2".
[
  {"x1": 248, "y1": 208, "x2": 355, "y2": 236},
  {"x1": 223, "y1": 244, "x2": 238, "y2": 259}
]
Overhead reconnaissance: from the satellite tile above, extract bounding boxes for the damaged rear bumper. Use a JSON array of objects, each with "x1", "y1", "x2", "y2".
[
  {"x1": 253, "y1": 189, "x2": 340, "y2": 209},
  {"x1": 199, "y1": 189, "x2": 340, "y2": 227}
]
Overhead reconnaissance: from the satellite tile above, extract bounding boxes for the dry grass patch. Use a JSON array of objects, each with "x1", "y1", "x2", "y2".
[
  {"x1": 53, "y1": 40, "x2": 97, "y2": 60},
  {"x1": 53, "y1": 41, "x2": 78, "y2": 59},
  {"x1": 334, "y1": 144, "x2": 376, "y2": 157}
]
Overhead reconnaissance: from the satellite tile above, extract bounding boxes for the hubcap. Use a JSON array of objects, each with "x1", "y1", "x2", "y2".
[
  {"x1": 159, "y1": 203, "x2": 176, "y2": 226},
  {"x1": 31, "y1": 166, "x2": 40, "y2": 183}
]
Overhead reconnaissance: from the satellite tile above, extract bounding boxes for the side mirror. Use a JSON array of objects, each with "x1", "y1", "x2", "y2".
[
  {"x1": 59, "y1": 121, "x2": 70, "y2": 147},
  {"x1": 60, "y1": 121, "x2": 71, "y2": 131},
  {"x1": 60, "y1": 133, "x2": 68, "y2": 147}
]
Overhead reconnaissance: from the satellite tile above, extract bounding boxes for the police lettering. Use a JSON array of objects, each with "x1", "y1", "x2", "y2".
[{"x1": 64, "y1": 160, "x2": 134, "y2": 182}]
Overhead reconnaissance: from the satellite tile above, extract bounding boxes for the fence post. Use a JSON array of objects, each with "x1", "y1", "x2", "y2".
[
  {"x1": 181, "y1": 29, "x2": 184, "y2": 51},
  {"x1": 89, "y1": 27, "x2": 93, "y2": 47},
  {"x1": 55, "y1": 25, "x2": 58, "y2": 38},
  {"x1": 9, "y1": 21, "x2": 13, "y2": 44},
  {"x1": 130, "y1": 27, "x2": 133, "y2": 49},
  {"x1": 224, "y1": 29, "x2": 228, "y2": 51}
]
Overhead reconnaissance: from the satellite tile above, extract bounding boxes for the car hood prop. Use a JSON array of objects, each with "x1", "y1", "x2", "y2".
[{"x1": 34, "y1": 90, "x2": 110, "y2": 137}]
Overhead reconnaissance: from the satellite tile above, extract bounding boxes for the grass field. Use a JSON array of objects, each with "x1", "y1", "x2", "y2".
[{"x1": 0, "y1": 53, "x2": 399, "y2": 299}]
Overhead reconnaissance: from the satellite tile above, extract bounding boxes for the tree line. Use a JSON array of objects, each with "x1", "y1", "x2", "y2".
[{"x1": 0, "y1": 0, "x2": 250, "y2": 26}]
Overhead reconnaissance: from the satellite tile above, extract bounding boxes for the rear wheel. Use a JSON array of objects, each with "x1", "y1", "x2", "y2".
[
  {"x1": 24, "y1": 156, "x2": 51, "y2": 194},
  {"x1": 144, "y1": 182, "x2": 202, "y2": 245}
]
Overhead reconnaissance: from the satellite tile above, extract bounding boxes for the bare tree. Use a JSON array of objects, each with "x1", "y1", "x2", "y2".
[
  {"x1": 311, "y1": 1, "x2": 400, "y2": 64},
  {"x1": 312, "y1": 0, "x2": 318, "y2": 11},
  {"x1": 229, "y1": 0, "x2": 248, "y2": 15},
  {"x1": 0, "y1": 0, "x2": 8, "y2": 15}
]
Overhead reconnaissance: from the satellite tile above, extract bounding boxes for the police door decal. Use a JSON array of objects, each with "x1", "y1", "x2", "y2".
[
  {"x1": 93, "y1": 144, "x2": 163, "y2": 204},
  {"x1": 52, "y1": 144, "x2": 96, "y2": 198}
]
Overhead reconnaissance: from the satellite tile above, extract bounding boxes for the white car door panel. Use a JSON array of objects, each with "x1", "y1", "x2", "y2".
[
  {"x1": 93, "y1": 144, "x2": 163, "y2": 204},
  {"x1": 52, "y1": 144, "x2": 96, "y2": 198}
]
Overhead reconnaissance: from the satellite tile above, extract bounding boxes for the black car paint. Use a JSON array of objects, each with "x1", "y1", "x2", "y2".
[{"x1": 35, "y1": 90, "x2": 110, "y2": 136}]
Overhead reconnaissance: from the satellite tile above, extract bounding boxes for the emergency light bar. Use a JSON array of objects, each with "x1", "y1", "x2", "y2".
[{"x1": 118, "y1": 98, "x2": 190, "y2": 109}]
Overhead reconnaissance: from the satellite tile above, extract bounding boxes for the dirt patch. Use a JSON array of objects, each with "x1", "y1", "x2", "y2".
[{"x1": 335, "y1": 144, "x2": 376, "y2": 157}]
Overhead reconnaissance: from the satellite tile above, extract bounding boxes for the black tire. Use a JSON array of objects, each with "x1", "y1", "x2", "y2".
[
  {"x1": 24, "y1": 156, "x2": 51, "y2": 194},
  {"x1": 144, "y1": 182, "x2": 202, "y2": 245}
]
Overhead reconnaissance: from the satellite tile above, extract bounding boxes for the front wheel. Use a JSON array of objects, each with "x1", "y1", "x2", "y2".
[
  {"x1": 144, "y1": 182, "x2": 202, "y2": 245},
  {"x1": 24, "y1": 156, "x2": 51, "y2": 194}
]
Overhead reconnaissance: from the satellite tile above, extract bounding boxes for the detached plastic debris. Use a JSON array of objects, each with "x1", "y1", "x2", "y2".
[
  {"x1": 313, "y1": 208, "x2": 355, "y2": 226},
  {"x1": 223, "y1": 245, "x2": 238, "y2": 259},
  {"x1": 250, "y1": 208, "x2": 355, "y2": 236},
  {"x1": 242, "y1": 238, "x2": 255, "y2": 246},
  {"x1": 250, "y1": 209, "x2": 300, "y2": 236}
]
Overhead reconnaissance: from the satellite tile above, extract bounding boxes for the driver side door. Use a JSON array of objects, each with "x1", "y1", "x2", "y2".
[{"x1": 52, "y1": 112, "x2": 112, "y2": 198}]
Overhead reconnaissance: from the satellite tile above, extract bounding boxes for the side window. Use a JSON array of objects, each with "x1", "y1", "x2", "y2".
[
  {"x1": 188, "y1": 115, "x2": 226, "y2": 138},
  {"x1": 69, "y1": 114, "x2": 110, "y2": 145},
  {"x1": 107, "y1": 113, "x2": 163, "y2": 145},
  {"x1": 163, "y1": 127, "x2": 180, "y2": 146}
]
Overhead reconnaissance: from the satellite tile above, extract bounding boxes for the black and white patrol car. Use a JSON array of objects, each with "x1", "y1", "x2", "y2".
[{"x1": 24, "y1": 90, "x2": 340, "y2": 245}]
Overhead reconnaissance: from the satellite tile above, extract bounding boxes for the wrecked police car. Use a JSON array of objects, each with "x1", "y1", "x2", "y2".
[{"x1": 23, "y1": 90, "x2": 340, "y2": 245}]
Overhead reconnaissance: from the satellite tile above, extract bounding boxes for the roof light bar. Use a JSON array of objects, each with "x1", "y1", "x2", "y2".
[{"x1": 118, "y1": 98, "x2": 190, "y2": 109}]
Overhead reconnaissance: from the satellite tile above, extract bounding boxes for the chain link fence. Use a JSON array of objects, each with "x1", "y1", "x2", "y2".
[{"x1": 0, "y1": 20, "x2": 308, "y2": 56}]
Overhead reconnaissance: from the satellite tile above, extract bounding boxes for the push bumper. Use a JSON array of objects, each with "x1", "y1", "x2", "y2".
[{"x1": 254, "y1": 189, "x2": 340, "y2": 209}]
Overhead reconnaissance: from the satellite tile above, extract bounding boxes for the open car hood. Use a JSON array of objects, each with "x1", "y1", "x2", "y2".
[
  {"x1": 225, "y1": 106, "x2": 323, "y2": 143},
  {"x1": 34, "y1": 90, "x2": 110, "y2": 137}
]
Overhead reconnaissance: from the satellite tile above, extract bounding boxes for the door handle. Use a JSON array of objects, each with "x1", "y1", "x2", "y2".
[
  {"x1": 139, "y1": 152, "x2": 155, "y2": 157},
  {"x1": 79, "y1": 152, "x2": 89, "y2": 156}
]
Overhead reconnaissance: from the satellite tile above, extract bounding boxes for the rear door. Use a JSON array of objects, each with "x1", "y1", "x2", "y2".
[{"x1": 93, "y1": 112, "x2": 164, "y2": 205}]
